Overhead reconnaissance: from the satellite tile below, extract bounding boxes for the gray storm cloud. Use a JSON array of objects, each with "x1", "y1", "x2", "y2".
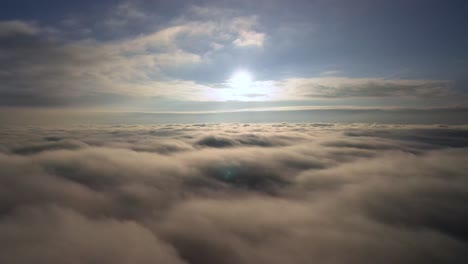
[{"x1": 1, "y1": 123, "x2": 468, "y2": 263}]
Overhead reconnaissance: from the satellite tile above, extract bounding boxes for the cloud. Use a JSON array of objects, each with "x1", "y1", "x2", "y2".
[
  {"x1": 0, "y1": 21, "x2": 217, "y2": 105},
  {"x1": 279, "y1": 77, "x2": 456, "y2": 98},
  {"x1": 232, "y1": 30, "x2": 265, "y2": 47},
  {"x1": 0, "y1": 206, "x2": 185, "y2": 264},
  {"x1": 194, "y1": 133, "x2": 292, "y2": 148},
  {"x1": 2, "y1": 1, "x2": 468, "y2": 110},
  {"x1": 0, "y1": 20, "x2": 39, "y2": 37},
  {"x1": 1, "y1": 6, "x2": 465, "y2": 109},
  {"x1": 1, "y1": 123, "x2": 468, "y2": 263},
  {"x1": 0, "y1": 9, "x2": 272, "y2": 107}
]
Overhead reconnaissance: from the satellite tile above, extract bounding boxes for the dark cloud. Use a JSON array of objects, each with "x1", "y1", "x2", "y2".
[
  {"x1": 194, "y1": 133, "x2": 293, "y2": 148},
  {"x1": 1, "y1": 123, "x2": 468, "y2": 263},
  {"x1": 299, "y1": 79, "x2": 455, "y2": 98},
  {"x1": 345, "y1": 128, "x2": 468, "y2": 148},
  {"x1": 195, "y1": 135, "x2": 239, "y2": 148},
  {"x1": 0, "y1": 20, "x2": 39, "y2": 37},
  {"x1": 12, "y1": 139, "x2": 87, "y2": 155}
]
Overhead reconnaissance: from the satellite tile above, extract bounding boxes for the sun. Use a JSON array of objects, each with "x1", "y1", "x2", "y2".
[
  {"x1": 213, "y1": 70, "x2": 273, "y2": 101},
  {"x1": 229, "y1": 70, "x2": 253, "y2": 89}
]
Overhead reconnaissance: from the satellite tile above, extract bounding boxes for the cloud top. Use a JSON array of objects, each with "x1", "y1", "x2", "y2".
[{"x1": 1, "y1": 123, "x2": 468, "y2": 263}]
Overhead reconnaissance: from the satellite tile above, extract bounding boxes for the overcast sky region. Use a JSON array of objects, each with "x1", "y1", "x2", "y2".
[{"x1": 1, "y1": 1, "x2": 468, "y2": 263}]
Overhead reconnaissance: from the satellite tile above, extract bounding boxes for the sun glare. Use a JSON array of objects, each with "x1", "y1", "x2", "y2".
[
  {"x1": 229, "y1": 70, "x2": 253, "y2": 89},
  {"x1": 214, "y1": 70, "x2": 274, "y2": 101}
]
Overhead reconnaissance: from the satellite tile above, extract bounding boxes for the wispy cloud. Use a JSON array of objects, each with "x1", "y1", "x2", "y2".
[
  {"x1": 0, "y1": 20, "x2": 39, "y2": 36},
  {"x1": 278, "y1": 77, "x2": 456, "y2": 98}
]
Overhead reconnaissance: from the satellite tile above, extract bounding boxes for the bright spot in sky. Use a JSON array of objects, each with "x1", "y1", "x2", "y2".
[
  {"x1": 229, "y1": 70, "x2": 253, "y2": 89},
  {"x1": 213, "y1": 70, "x2": 276, "y2": 101}
]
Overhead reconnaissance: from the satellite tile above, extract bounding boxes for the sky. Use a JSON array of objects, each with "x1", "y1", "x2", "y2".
[
  {"x1": 1, "y1": 0, "x2": 468, "y2": 121},
  {"x1": 2, "y1": 2, "x2": 468, "y2": 263}
]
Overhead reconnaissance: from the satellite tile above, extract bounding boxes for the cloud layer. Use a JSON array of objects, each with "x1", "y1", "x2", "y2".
[{"x1": 1, "y1": 123, "x2": 468, "y2": 263}]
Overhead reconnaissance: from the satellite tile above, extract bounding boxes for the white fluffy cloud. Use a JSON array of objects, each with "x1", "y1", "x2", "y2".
[{"x1": 1, "y1": 123, "x2": 468, "y2": 263}]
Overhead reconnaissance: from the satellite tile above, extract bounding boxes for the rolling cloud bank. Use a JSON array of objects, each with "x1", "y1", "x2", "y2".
[{"x1": 1, "y1": 123, "x2": 468, "y2": 263}]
